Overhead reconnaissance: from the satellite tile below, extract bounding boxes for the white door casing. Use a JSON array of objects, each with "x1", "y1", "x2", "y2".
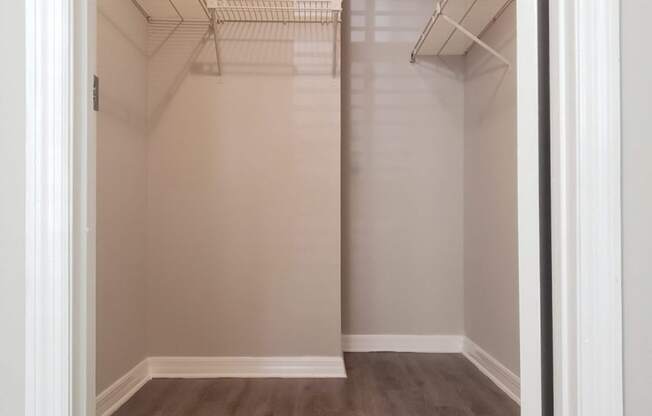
[
  {"x1": 25, "y1": 0, "x2": 97, "y2": 415},
  {"x1": 550, "y1": 0, "x2": 623, "y2": 415}
]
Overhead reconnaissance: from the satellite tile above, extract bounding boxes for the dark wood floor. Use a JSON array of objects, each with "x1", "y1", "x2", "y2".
[{"x1": 114, "y1": 353, "x2": 519, "y2": 416}]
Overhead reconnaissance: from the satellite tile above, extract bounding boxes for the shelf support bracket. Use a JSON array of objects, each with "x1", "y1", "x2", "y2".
[
  {"x1": 332, "y1": 9, "x2": 340, "y2": 77},
  {"x1": 410, "y1": 0, "x2": 510, "y2": 67},
  {"x1": 207, "y1": 1, "x2": 222, "y2": 76},
  {"x1": 439, "y1": 10, "x2": 510, "y2": 67},
  {"x1": 131, "y1": 0, "x2": 152, "y2": 22},
  {"x1": 410, "y1": 0, "x2": 450, "y2": 63}
]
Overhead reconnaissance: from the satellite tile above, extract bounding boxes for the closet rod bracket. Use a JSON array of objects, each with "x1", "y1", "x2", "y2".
[
  {"x1": 410, "y1": 0, "x2": 511, "y2": 67},
  {"x1": 207, "y1": 1, "x2": 223, "y2": 76}
]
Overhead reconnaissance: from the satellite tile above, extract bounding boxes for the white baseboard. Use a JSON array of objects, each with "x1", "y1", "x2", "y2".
[
  {"x1": 148, "y1": 356, "x2": 347, "y2": 379},
  {"x1": 96, "y1": 355, "x2": 346, "y2": 415},
  {"x1": 96, "y1": 342, "x2": 519, "y2": 413},
  {"x1": 343, "y1": 334, "x2": 520, "y2": 404},
  {"x1": 342, "y1": 334, "x2": 464, "y2": 353},
  {"x1": 462, "y1": 338, "x2": 521, "y2": 404},
  {"x1": 96, "y1": 358, "x2": 151, "y2": 416}
]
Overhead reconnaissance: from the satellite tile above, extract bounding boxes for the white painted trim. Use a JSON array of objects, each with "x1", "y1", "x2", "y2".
[
  {"x1": 550, "y1": 2, "x2": 577, "y2": 414},
  {"x1": 462, "y1": 338, "x2": 521, "y2": 404},
  {"x1": 96, "y1": 359, "x2": 150, "y2": 416},
  {"x1": 516, "y1": 0, "x2": 542, "y2": 414},
  {"x1": 72, "y1": 0, "x2": 97, "y2": 414},
  {"x1": 550, "y1": 0, "x2": 624, "y2": 415},
  {"x1": 148, "y1": 356, "x2": 347, "y2": 379},
  {"x1": 342, "y1": 336, "x2": 520, "y2": 404},
  {"x1": 95, "y1": 356, "x2": 345, "y2": 415},
  {"x1": 27, "y1": 0, "x2": 96, "y2": 414},
  {"x1": 95, "y1": 347, "x2": 522, "y2": 416},
  {"x1": 342, "y1": 335, "x2": 463, "y2": 353},
  {"x1": 25, "y1": 0, "x2": 74, "y2": 415}
]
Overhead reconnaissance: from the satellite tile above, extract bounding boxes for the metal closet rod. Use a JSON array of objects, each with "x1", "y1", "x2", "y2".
[{"x1": 410, "y1": 0, "x2": 513, "y2": 66}]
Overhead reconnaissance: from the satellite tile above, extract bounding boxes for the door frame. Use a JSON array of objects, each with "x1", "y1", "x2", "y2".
[
  {"x1": 516, "y1": 1, "x2": 546, "y2": 414},
  {"x1": 24, "y1": 0, "x2": 96, "y2": 414},
  {"x1": 71, "y1": 0, "x2": 97, "y2": 414},
  {"x1": 23, "y1": 0, "x2": 623, "y2": 415},
  {"x1": 549, "y1": 0, "x2": 624, "y2": 415}
]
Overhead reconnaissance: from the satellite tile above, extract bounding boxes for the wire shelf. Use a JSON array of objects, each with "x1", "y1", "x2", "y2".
[
  {"x1": 131, "y1": 0, "x2": 342, "y2": 76},
  {"x1": 410, "y1": 0, "x2": 513, "y2": 65},
  {"x1": 214, "y1": 1, "x2": 338, "y2": 23},
  {"x1": 132, "y1": 1, "x2": 342, "y2": 24}
]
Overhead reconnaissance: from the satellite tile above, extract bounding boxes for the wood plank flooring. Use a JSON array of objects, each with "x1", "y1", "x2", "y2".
[{"x1": 113, "y1": 353, "x2": 519, "y2": 416}]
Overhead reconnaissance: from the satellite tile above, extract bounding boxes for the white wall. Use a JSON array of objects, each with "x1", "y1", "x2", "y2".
[
  {"x1": 463, "y1": 4, "x2": 519, "y2": 374},
  {"x1": 622, "y1": 1, "x2": 652, "y2": 414},
  {"x1": 341, "y1": 0, "x2": 465, "y2": 336},
  {"x1": 145, "y1": 22, "x2": 342, "y2": 356},
  {"x1": 96, "y1": 0, "x2": 149, "y2": 392},
  {"x1": 0, "y1": 1, "x2": 26, "y2": 413}
]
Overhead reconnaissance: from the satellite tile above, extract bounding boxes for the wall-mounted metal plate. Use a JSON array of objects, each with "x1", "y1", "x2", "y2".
[{"x1": 93, "y1": 75, "x2": 99, "y2": 112}]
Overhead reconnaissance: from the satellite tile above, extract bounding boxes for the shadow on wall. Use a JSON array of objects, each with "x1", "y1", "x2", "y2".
[
  {"x1": 98, "y1": 1, "x2": 342, "y2": 357},
  {"x1": 98, "y1": 6, "x2": 148, "y2": 135},
  {"x1": 341, "y1": 0, "x2": 466, "y2": 334},
  {"x1": 142, "y1": 16, "x2": 342, "y2": 355},
  {"x1": 147, "y1": 21, "x2": 338, "y2": 129},
  {"x1": 464, "y1": 33, "x2": 514, "y2": 128}
]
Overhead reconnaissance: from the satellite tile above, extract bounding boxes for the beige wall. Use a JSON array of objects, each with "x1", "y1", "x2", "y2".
[
  {"x1": 0, "y1": 1, "x2": 26, "y2": 413},
  {"x1": 341, "y1": 0, "x2": 465, "y2": 335},
  {"x1": 622, "y1": 1, "x2": 652, "y2": 414},
  {"x1": 96, "y1": 0, "x2": 518, "y2": 386},
  {"x1": 145, "y1": 23, "x2": 342, "y2": 356},
  {"x1": 97, "y1": 0, "x2": 149, "y2": 392},
  {"x1": 463, "y1": 4, "x2": 519, "y2": 374}
]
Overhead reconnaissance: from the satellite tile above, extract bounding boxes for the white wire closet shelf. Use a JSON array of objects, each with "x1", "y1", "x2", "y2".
[
  {"x1": 410, "y1": 0, "x2": 513, "y2": 66},
  {"x1": 131, "y1": 0, "x2": 343, "y2": 75}
]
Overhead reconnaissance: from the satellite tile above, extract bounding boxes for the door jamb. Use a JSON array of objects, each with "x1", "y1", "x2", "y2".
[
  {"x1": 517, "y1": 1, "x2": 545, "y2": 413},
  {"x1": 72, "y1": 0, "x2": 97, "y2": 414}
]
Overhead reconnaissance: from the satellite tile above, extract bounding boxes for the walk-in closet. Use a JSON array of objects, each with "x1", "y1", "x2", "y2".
[{"x1": 96, "y1": 1, "x2": 520, "y2": 415}]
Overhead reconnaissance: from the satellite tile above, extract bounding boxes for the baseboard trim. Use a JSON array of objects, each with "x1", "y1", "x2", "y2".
[
  {"x1": 96, "y1": 343, "x2": 519, "y2": 413},
  {"x1": 462, "y1": 338, "x2": 521, "y2": 404},
  {"x1": 148, "y1": 356, "x2": 347, "y2": 379},
  {"x1": 342, "y1": 334, "x2": 464, "y2": 353},
  {"x1": 96, "y1": 358, "x2": 150, "y2": 416},
  {"x1": 343, "y1": 335, "x2": 520, "y2": 404},
  {"x1": 97, "y1": 355, "x2": 346, "y2": 415}
]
